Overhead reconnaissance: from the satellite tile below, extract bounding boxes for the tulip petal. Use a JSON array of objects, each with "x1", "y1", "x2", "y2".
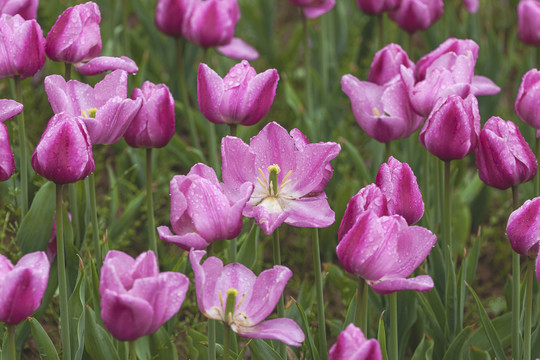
[
  {"x1": 471, "y1": 75, "x2": 500, "y2": 96},
  {"x1": 234, "y1": 318, "x2": 305, "y2": 347},
  {"x1": 281, "y1": 193, "x2": 336, "y2": 229},
  {"x1": 252, "y1": 205, "x2": 290, "y2": 235},
  {"x1": 0, "y1": 99, "x2": 23, "y2": 122},
  {"x1": 250, "y1": 122, "x2": 296, "y2": 177},
  {"x1": 157, "y1": 226, "x2": 210, "y2": 251},
  {"x1": 197, "y1": 63, "x2": 225, "y2": 124},
  {"x1": 222, "y1": 135, "x2": 257, "y2": 187},
  {"x1": 369, "y1": 275, "x2": 434, "y2": 294},
  {"x1": 303, "y1": 0, "x2": 336, "y2": 18},
  {"x1": 216, "y1": 37, "x2": 259, "y2": 61},
  {"x1": 101, "y1": 250, "x2": 136, "y2": 293},
  {"x1": 233, "y1": 68, "x2": 279, "y2": 126},
  {"x1": 0, "y1": 123, "x2": 15, "y2": 181},
  {"x1": 507, "y1": 197, "x2": 540, "y2": 255},
  {"x1": 189, "y1": 250, "x2": 224, "y2": 316},
  {"x1": 387, "y1": 225, "x2": 436, "y2": 278},
  {"x1": 74, "y1": 56, "x2": 138, "y2": 75},
  {"x1": 150, "y1": 272, "x2": 190, "y2": 332},
  {"x1": 131, "y1": 251, "x2": 159, "y2": 280}
]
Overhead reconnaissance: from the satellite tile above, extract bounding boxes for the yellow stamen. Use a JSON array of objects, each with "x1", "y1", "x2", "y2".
[
  {"x1": 372, "y1": 107, "x2": 382, "y2": 117},
  {"x1": 258, "y1": 168, "x2": 268, "y2": 184},
  {"x1": 256, "y1": 176, "x2": 266, "y2": 189}
]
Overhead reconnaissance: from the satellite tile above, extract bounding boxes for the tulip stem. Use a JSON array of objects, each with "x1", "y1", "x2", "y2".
[
  {"x1": 223, "y1": 325, "x2": 231, "y2": 360},
  {"x1": 228, "y1": 124, "x2": 237, "y2": 137},
  {"x1": 377, "y1": 14, "x2": 384, "y2": 49},
  {"x1": 302, "y1": 12, "x2": 315, "y2": 138},
  {"x1": 511, "y1": 186, "x2": 521, "y2": 360},
  {"x1": 208, "y1": 319, "x2": 216, "y2": 360},
  {"x1": 389, "y1": 292, "x2": 398, "y2": 360},
  {"x1": 64, "y1": 63, "x2": 72, "y2": 81},
  {"x1": 56, "y1": 183, "x2": 71, "y2": 360},
  {"x1": 88, "y1": 173, "x2": 102, "y2": 269},
  {"x1": 312, "y1": 228, "x2": 328, "y2": 360},
  {"x1": 385, "y1": 141, "x2": 392, "y2": 159},
  {"x1": 355, "y1": 278, "x2": 369, "y2": 332},
  {"x1": 129, "y1": 341, "x2": 137, "y2": 360},
  {"x1": 7, "y1": 324, "x2": 16, "y2": 360},
  {"x1": 443, "y1": 160, "x2": 457, "y2": 336},
  {"x1": 524, "y1": 257, "x2": 534, "y2": 360},
  {"x1": 272, "y1": 230, "x2": 286, "y2": 359},
  {"x1": 14, "y1": 75, "x2": 28, "y2": 218},
  {"x1": 146, "y1": 149, "x2": 157, "y2": 258},
  {"x1": 227, "y1": 125, "x2": 237, "y2": 262}
]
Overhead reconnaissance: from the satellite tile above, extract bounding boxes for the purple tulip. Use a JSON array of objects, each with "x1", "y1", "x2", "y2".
[
  {"x1": 419, "y1": 95, "x2": 481, "y2": 161},
  {"x1": 31, "y1": 113, "x2": 95, "y2": 184},
  {"x1": 329, "y1": 324, "x2": 382, "y2": 360},
  {"x1": 183, "y1": 0, "x2": 239, "y2": 47},
  {"x1": 45, "y1": 2, "x2": 101, "y2": 64},
  {"x1": 189, "y1": 249, "x2": 305, "y2": 346},
  {"x1": 356, "y1": 0, "x2": 399, "y2": 15},
  {"x1": 518, "y1": 0, "x2": 540, "y2": 45},
  {"x1": 0, "y1": 252, "x2": 50, "y2": 325},
  {"x1": 515, "y1": 69, "x2": 540, "y2": 135},
  {"x1": 44, "y1": 70, "x2": 142, "y2": 145},
  {"x1": 0, "y1": 0, "x2": 38, "y2": 19},
  {"x1": 73, "y1": 55, "x2": 139, "y2": 76},
  {"x1": 157, "y1": 163, "x2": 254, "y2": 251},
  {"x1": 288, "y1": 0, "x2": 336, "y2": 18},
  {"x1": 221, "y1": 121, "x2": 340, "y2": 235},
  {"x1": 388, "y1": 0, "x2": 444, "y2": 33},
  {"x1": 155, "y1": 0, "x2": 190, "y2": 37},
  {"x1": 341, "y1": 74, "x2": 423, "y2": 143},
  {"x1": 475, "y1": 117, "x2": 537, "y2": 190},
  {"x1": 100, "y1": 250, "x2": 189, "y2": 341},
  {"x1": 198, "y1": 61, "x2": 279, "y2": 126},
  {"x1": 376, "y1": 156, "x2": 424, "y2": 225},
  {"x1": 336, "y1": 211, "x2": 436, "y2": 294},
  {"x1": 368, "y1": 43, "x2": 415, "y2": 86},
  {"x1": 0, "y1": 14, "x2": 45, "y2": 79},
  {"x1": 124, "y1": 81, "x2": 175, "y2": 148},
  {"x1": 464, "y1": 0, "x2": 479, "y2": 13},
  {"x1": 0, "y1": 99, "x2": 23, "y2": 181}
]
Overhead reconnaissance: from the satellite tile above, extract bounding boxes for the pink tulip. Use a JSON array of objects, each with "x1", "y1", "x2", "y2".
[
  {"x1": 72, "y1": 55, "x2": 138, "y2": 76},
  {"x1": 388, "y1": 0, "x2": 444, "y2": 33},
  {"x1": 198, "y1": 61, "x2": 279, "y2": 126},
  {"x1": 518, "y1": 0, "x2": 540, "y2": 45},
  {"x1": 0, "y1": 0, "x2": 38, "y2": 19},
  {"x1": 0, "y1": 99, "x2": 23, "y2": 181},
  {"x1": 155, "y1": 0, "x2": 190, "y2": 37},
  {"x1": 124, "y1": 81, "x2": 175, "y2": 148},
  {"x1": 356, "y1": 0, "x2": 399, "y2": 15},
  {"x1": 515, "y1": 68, "x2": 540, "y2": 135},
  {"x1": 337, "y1": 211, "x2": 436, "y2": 294},
  {"x1": 157, "y1": 163, "x2": 254, "y2": 251},
  {"x1": 0, "y1": 252, "x2": 50, "y2": 324},
  {"x1": 100, "y1": 250, "x2": 189, "y2": 341},
  {"x1": 45, "y1": 2, "x2": 102, "y2": 64},
  {"x1": 190, "y1": 249, "x2": 305, "y2": 346},
  {"x1": 0, "y1": 14, "x2": 45, "y2": 79},
  {"x1": 464, "y1": 0, "x2": 479, "y2": 13},
  {"x1": 44, "y1": 70, "x2": 142, "y2": 145},
  {"x1": 289, "y1": 0, "x2": 336, "y2": 18},
  {"x1": 329, "y1": 324, "x2": 382, "y2": 360},
  {"x1": 221, "y1": 122, "x2": 340, "y2": 235},
  {"x1": 31, "y1": 113, "x2": 95, "y2": 184},
  {"x1": 368, "y1": 43, "x2": 415, "y2": 86}
]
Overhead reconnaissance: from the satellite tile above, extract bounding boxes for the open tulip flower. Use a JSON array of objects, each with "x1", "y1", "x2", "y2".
[
  {"x1": 189, "y1": 249, "x2": 305, "y2": 346},
  {"x1": 288, "y1": 0, "x2": 336, "y2": 18},
  {"x1": 0, "y1": 252, "x2": 50, "y2": 325},
  {"x1": 0, "y1": 99, "x2": 23, "y2": 181},
  {"x1": 221, "y1": 121, "x2": 341, "y2": 235},
  {"x1": 337, "y1": 210, "x2": 436, "y2": 294},
  {"x1": 157, "y1": 163, "x2": 254, "y2": 251},
  {"x1": 100, "y1": 250, "x2": 189, "y2": 341},
  {"x1": 329, "y1": 324, "x2": 382, "y2": 360},
  {"x1": 44, "y1": 70, "x2": 142, "y2": 145}
]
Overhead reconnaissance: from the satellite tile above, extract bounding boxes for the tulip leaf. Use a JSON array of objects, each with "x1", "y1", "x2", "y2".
[
  {"x1": 28, "y1": 317, "x2": 60, "y2": 360},
  {"x1": 442, "y1": 325, "x2": 474, "y2": 360},
  {"x1": 411, "y1": 336, "x2": 434, "y2": 360},
  {"x1": 149, "y1": 327, "x2": 178, "y2": 360},
  {"x1": 468, "y1": 345, "x2": 491, "y2": 360},
  {"x1": 293, "y1": 299, "x2": 320, "y2": 360},
  {"x1": 249, "y1": 339, "x2": 283, "y2": 360},
  {"x1": 339, "y1": 137, "x2": 371, "y2": 185},
  {"x1": 377, "y1": 313, "x2": 388, "y2": 360},
  {"x1": 465, "y1": 312, "x2": 511, "y2": 355},
  {"x1": 84, "y1": 306, "x2": 120, "y2": 360},
  {"x1": 16, "y1": 181, "x2": 55, "y2": 254},
  {"x1": 416, "y1": 292, "x2": 446, "y2": 347},
  {"x1": 108, "y1": 190, "x2": 145, "y2": 242},
  {"x1": 67, "y1": 260, "x2": 86, "y2": 360},
  {"x1": 237, "y1": 222, "x2": 260, "y2": 269}
]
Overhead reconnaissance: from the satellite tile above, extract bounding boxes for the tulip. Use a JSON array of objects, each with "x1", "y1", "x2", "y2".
[
  {"x1": 198, "y1": 61, "x2": 279, "y2": 126},
  {"x1": 419, "y1": 95, "x2": 481, "y2": 161},
  {"x1": 31, "y1": 113, "x2": 95, "y2": 184},
  {"x1": 0, "y1": 252, "x2": 50, "y2": 324},
  {"x1": 475, "y1": 117, "x2": 537, "y2": 190},
  {"x1": 376, "y1": 156, "x2": 424, "y2": 225},
  {"x1": 0, "y1": 0, "x2": 38, "y2": 19},
  {"x1": 0, "y1": 14, "x2": 45, "y2": 79},
  {"x1": 189, "y1": 249, "x2": 305, "y2": 346},
  {"x1": 329, "y1": 324, "x2": 382, "y2": 360},
  {"x1": 154, "y1": 0, "x2": 190, "y2": 37},
  {"x1": 368, "y1": 43, "x2": 415, "y2": 86},
  {"x1": 124, "y1": 81, "x2": 175, "y2": 148},
  {"x1": 288, "y1": 0, "x2": 336, "y2": 18},
  {"x1": 44, "y1": 70, "x2": 142, "y2": 145},
  {"x1": 157, "y1": 163, "x2": 254, "y2": 250},
  {"x1": 45, "y1": 2, "x2": 101, "y2": 64},
  {"x1": 464, "y1": 0, "x2": 479, "y2": 13},
  {"x1": 388, "y1": 0, "x2": 444, "y2": 33},
  {"x1": 515, "y1": 68, "x2": 540, "y2": 134},
  {"x1": 356, "y1": 0, "x2": 399, "y2": 15},
  {"x1": 100, "y1": 250, "x2": 189, "y2": 341},
  {"x1": 337, "y1": 211, "x2": 436, "y2": 294},
  {"x1": 0, "y1": 99, "x2": 23, "y2": 181},
  {"x1": 518, "y1": 0, "x2": 540, "y2": 45},
  {"x1": 221, "y1": 121, "x2": 340, "y2": 235},
  {"x1": 341, "y1": 74, "x2": 423, "y2": 143}
]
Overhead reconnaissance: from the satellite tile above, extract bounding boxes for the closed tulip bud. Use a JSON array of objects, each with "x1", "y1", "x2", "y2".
[
  {"x1": 388, "y1": 0, "x2": 444, "y2": 33},
  {"x1": 518, "y1": 0, "x2": 540, "y2": 45},
  {"x1": 124, "y1": 81, "x2": 175, "y2": 148},
  {"x1": 0, "y1": 14, "x2": 45, "y2": 79},
  {"x1": 419, "y1": 95, "x2": 481, "y2": 161},
  {"x1": 464, "y1": 0, "x2": 479, "y2": 13},
  {"x1": 0, "y1": 99, "x2": 23, "y2": 181},
  {"x1": 45, "y1": 2, "x2": 102, "y2": 64},
  {"x1": 289, "y1": 0, "x2": 336, "y2": 18},
  {"x1": 475, "y1": 117, "x2": 537, "y2": 190},
  {"x1": 356, "y1": 0, "x2": 399, "y2": 14},
  {"x1": 198, "y1": 61, "x2": 279, "y2": 126},
  {"x1": 0, "y1": 0, "x2": 38, "y2": 19},
  {"x1": 368, "y1": 43, "x2": 415, "y2": 85},
  {"x1": 0, "y1": 252, "x2": 50, "y2": 325},
  {"x1": 329, "y1": 324, "x2": 382, "y2": 360},
  {"x1": 155, "y1": 0, "x2": 190, "y2": 37},
  {"x1": 31, "y1": 112, "x2": 95, "y2": 184},
  {"x1": 515, "y1": 69, "x2": 540, "y2": 133}
]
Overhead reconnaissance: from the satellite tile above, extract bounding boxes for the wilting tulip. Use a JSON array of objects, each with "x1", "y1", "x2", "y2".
[
  {"x1": 0, "y1": 14, "x2": 45, "y2": 79},
  {"x1": 100, "y1": 250, "x2": 189, "y2": 341},
  {"x1": 45, "y1": 2, "x2": 101, "y2": 64},
  {"x1": 198, "y1": 61, "x2": 279, "y2": 126},
  {"x1": 190, "y1": 250, "x2": 305, "y2": 346},
  {"x1": 368, "y1": 43, "x2": 415, "y2": 86},
  {"x1": 341, "y1": 74, "x2": 423, "y2": 143},
  {"x1": 337, "y1": 211, "x2": 436, "y2": 294},
  {"x1": 157, "y1": 163, "x2": 254, "y2": 250},
  {"x1": 124, "y1": 81, "x2": 175, "y2": 148},
  {"x1": 221, "y1": 122, "x2": 340, "y2": 235},
  {"x1": 31, "y1": 113, "x2": 95, "y2": 184},
  {"x1": 388, "y1": 0, "x2": 444, "y2": 33},
  {"x1": 356, "y1": 0, "x2": 399, "y2": 15},
  {"x1": 329, "y1": 324, "x2": 382, "y2": 360},
  {"x1": 419, "y1": 95, "x2": 481, "y2": 161},
  {"x1": 0, "y1": 99, "x2": 23, "y2": 181},
  {"x1": 289, "y1": 0, "x2": 336, "y2": 18},
  {"x1": 154, "y1": 0, "x2": 190, "y2": 37},
  {"x1": 475, "y1": 117, "x2": 537, "y2": 190},
  {"x1": 0, "y1": 0, "x2": 38, "y2": 19},
  {"x1": 44, "y1": 70, "x2": 142, "y2": 145},
  {"x1": 0, "y1": 252, "x2": 50, "y2": 324},
  {"x1": 515, "y1": 69, "x2": 540, "y2": 134},
  {"x1": 518, "y1": 0, "x2": 540, "y2": 45},
  {"x1": 464, "y1": 0, "x2": 479, "y2": 13},
  {"x1": 376, "y1": 156, "x2": 424, "y2": 225}
]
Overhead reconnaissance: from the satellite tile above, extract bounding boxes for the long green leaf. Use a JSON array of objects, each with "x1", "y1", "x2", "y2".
[
  {"x1": 411, "y1": 336, "x2": 434, "y2": 360},
  {"x1": 84, "y1": 306, "x2": 120, "y2": 360},
  {"x1": 28, "y1": 318, "x2": 59, "y2": 360},
  {"x1": 249, "y1": 339, "x2": 283, "y2": 360},
  {"x1": 294, "y1": 299, "x2": 320, "y2": 360},
  {"x1": 442, "y1": 326, "x2": 474, "y2": 360},
  {"x1": 378, "y1": 313, "x2": 388, "y2": 360}
]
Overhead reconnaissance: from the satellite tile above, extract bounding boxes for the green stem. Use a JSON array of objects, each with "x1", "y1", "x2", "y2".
[
  {"x1": 7, "y1": 324, "x2": 16, "y2": 360},
  {"x1": 89, "y1": 173, "x2": 101, "y2": 269},
  {"x1": 378, "y1": 14, "x2": 384, "y2": 49},
  {"x1": 443, "y1": 160, "x2": 457, "y2": 337},
  {"x1": 146, "y1": 149, "x2": 157, "y2": 257},
  {"x1": 223, "y1": 325, "x2": 231, "y2": 360},
  {"x1": 64, "y1": 63, "x2": 72, "y2": 80},
  {"x1": 443, "y1": 161, "x2": 452, "y2": 253},
  {"x1": 312, "y1": 229, "x2": 328, "y2": 359},
  {"x1": 524, "y1": 258, "x2": 534, "y2": 360},
  {"x1": 228, "y1": 125, "x2": 237, "y2": 263},
  {"x1": 14, "y1": 75, "x2": 27, "y2": 218},
  {"x1": 355, "y1": 278, "x2": 369, "y2": 332},
  {"x1": 389, "y1": 292, "x2": 398, "y2": 360},
  {"x1": 511, "y1": 186, "x2": 521, "y2": 360},
  {"x1": 208, "y1": 319, "x2": 216, "y2": 360},
  {"x1": 228, "y1": 124, "x2": 237, "y2": 137},
  {"x1": 302, "y1": 12, "x2": 315, "y2": 138},
  {"x1": 272, "y1": 230, "x2": 286, "y2": 359},
  {"x1": 385, "y1": 141, "x2": 392, "y2": 160},
  {"x1": 129, "y1": 341, "x2": 137, "y2": 360},
  {"x1": 56, "y1": 184, "x2": 71, "y2": 360}
]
